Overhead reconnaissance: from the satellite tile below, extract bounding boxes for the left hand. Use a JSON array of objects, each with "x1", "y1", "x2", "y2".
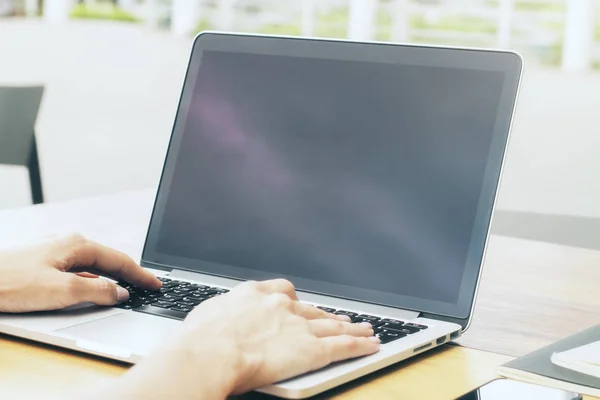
[{"x1": 0, "y1": 234, "x2": 162, "y2": 313}]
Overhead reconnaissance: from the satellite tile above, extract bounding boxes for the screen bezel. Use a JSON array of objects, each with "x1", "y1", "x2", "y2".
[{"x1": 140, "y1": 32, "x2": 523, "y2": 327}]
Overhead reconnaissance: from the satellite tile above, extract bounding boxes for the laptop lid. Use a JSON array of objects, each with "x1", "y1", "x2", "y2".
[{"x1": 140, "y1": 33, "x2": 522, "y2": 328}]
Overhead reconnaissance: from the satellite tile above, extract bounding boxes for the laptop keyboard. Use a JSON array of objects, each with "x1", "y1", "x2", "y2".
[
  {"x1": 316, "y1": 306, "x2": 428, "y2": 344},
  {"x1": 116, "y1": 277, "x2": 230, "y2": 320},
  {"x1": 116, "y1": 277, "x2": 428, "y2": 344}
]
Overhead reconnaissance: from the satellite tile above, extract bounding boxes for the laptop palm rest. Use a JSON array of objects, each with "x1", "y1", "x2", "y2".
[{"x1": 57, "y1": 311, "x2": 179, "y2": 359}]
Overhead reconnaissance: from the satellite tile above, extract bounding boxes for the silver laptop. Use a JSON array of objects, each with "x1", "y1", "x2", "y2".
[{"x1": 0, "y1": 33, "x2": 522, "y2": 399}]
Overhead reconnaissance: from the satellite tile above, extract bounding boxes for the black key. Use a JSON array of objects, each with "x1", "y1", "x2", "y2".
[
  {"x1": 178, "y1": 281, "x2": 192, "y2": 286},
  {"x1": 183, "y1": 298, "x2": 202, "y2": 305},
  {"x1": 317, "y1": 306, "x2": 336, "y2": 313},
  {"x1": 404, "y1": 323, "x2": 428, "y2": 330},
  {"x1": 377, "y1": 331, "x2": 406, "y2": 344},
  {"x1": 135, "y1": 305, "x2": 187, "y2": 321},
  {"x1": 188, "y1": 291, "x2": 204, "y2": 297},
  {"x1": 357, "y1": 314, "x2": 380, "y2": 322},
  {"x1": 142, "y1": 299, "x2": 157, "y2": 305},
  {"x1": 147, "y1": 292, "x2": 163, "y2": 298},
  {"x1": 373, "y1": 326, "x2": 386, "y2": 335},
  {"x1": 170, "y1": 306, "x2": 193, "y2": 313},
  {"x1": 118, "y1": 282, "x2": 133, "y2": 290},
  {"x1": 383, "y1": 325, "x2": 420, "y2": 335},
  {"x1": 213, "y1": 288, "x2": 229, "y2": 293},
  {"x1": 198, "y1": 289, "x2": 220, "y2": 296},
  {"x1": 334, "y1": 310, "x2": 358, "y2": 317},
  {"x1": 189, "y1": 284, "x2": 208, "y2": 290},
  {"x1": 367, "y1": 320, "x2": 385, "y2": 328},
  {"x1": 154, "y1": 301, "x2": 176, "y2": 309},
  {"x1": 117, "y1": 301, "x2": 142, "y2": 309},
  {"x1": 176, "y1": 300, "x2": 196, "y2": 307},
  {"x1": 381, "y1": 318, "x2": 404, "y2": 325},
  {"x1": 157, "y1": 277, "x2": 170, "y2": 282},
  {"x1": 162, "y1": 294, "x2": 184, "y2": 301},
  {"x1": 172, "y1": 288, "x2": 192, "y2": 295},
  {"x1": 185, "y1": 295, "x2": 207, "y2": 302},
  {"x1": 348, "y1": 316, "x2": 364, "y2": 323},
  {"x1": 159, "y1": 287, "x2": 174, "y2": 294}
]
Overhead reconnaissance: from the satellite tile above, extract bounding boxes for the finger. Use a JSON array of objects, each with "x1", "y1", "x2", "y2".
[
  {"x1": 293, "y1": 303, "x2": 351, "y2": 322},
  {"x1": 68, "y1": 276, "x2": 130, "y2": 306},
  {"x1": 64, "y1": 239, "x2": 161, "y2": 290},
  {"x1": 253, "y1": 279, "x2": 298, "y2": 300},
  {"x1": 320, "y1": 335, "x2": 380, "y2": 365},
  {"x1": 75, "y1": 272, "x2": 99, "y2": 279},
  {"x1": 309, "y1": 320, "x2": 374, "y2": 338}
]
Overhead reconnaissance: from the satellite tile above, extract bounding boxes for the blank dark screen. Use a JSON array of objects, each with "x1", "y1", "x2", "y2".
[{"x1": 155, "y1": 50, "x2": 505, "y2": 304}]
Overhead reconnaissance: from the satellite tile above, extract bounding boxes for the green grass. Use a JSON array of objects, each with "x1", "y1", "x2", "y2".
[
  {"x1": 70, "y1": 3, "x2": 139, "y2": 23},
  {"x1": 257, "y1": 22, "x2": 301, "y2": 36},
  {"x1": 410, "y1": 14, "x2": 497, "y2": 34},
  {"x1": 514, "y1": 1, "x2": 564, "y2": 12},
  {"x1": 190, "y1": 2, "x2": 598, "y2": 67},
  {"x1": 484, "y1": 0, "x2": 564, "y2": 11},
  {"x1": 315, "y1": 7, "x2": 348, "y2": 38},
  {"x1": 195, "y1": 17, "x2": 215, "y2": 34},
  {"x1": 376, "y1": 8, "x2": 393, "y2": 41}
]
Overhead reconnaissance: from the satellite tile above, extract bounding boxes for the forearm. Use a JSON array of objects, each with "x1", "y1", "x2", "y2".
[{"x1": 95, "y1": 340, "x2": 248, "y2": 400}]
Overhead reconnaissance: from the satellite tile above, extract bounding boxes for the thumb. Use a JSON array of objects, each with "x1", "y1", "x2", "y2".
[{"x1": 70, "y1": 276, "x2": 130, "y2": 306}]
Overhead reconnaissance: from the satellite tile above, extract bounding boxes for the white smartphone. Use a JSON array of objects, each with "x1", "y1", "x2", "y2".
[{"x1": 456, "y1": 379, "x2": 582, "y2": 400}]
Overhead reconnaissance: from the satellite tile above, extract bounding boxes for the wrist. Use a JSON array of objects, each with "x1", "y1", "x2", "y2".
[{"x1": 115, "y1": 337, "x2": 249, "y2": 400}]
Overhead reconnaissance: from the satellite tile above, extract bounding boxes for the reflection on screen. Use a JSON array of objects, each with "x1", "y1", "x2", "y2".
[{"x1": 156, "y1": 50, "x2": 504, "y2": 304}]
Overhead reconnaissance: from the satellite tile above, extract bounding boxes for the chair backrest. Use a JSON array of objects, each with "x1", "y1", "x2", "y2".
[{"x1": 0, "y1": 86, "x2": 45, "y2": 166}]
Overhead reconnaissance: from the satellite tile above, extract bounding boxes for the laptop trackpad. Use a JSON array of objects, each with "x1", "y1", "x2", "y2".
[{"x1": 57, "y1": 311, "x2": 180, "y2": 358}]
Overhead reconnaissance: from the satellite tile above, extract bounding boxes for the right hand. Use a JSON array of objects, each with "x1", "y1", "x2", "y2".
[{"x1": 117, "y1": 279, "x2": 379, "y2": 399}]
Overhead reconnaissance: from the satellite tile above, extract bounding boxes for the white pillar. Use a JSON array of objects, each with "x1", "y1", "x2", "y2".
[
  {"x1": 217, "y1": 0, "x2": 235, "y2": 31},
  {"x1": 301, "y1": 0, "x2": 316, "y2": 37},
  {"x1": 44, "y1": 0, "x2": 70, "y2": 23},
  {"x1": 171, "y1": 0, "x2": 199, "y2": 36},
  {"x1": 497, "y1": 0, "x2": 514, "y2": 48},
  {"x1": 25, "y1": 0, "x2": 38, "y2": 16},
  {"x1": 348, "y1": 0, "x2": 377, "y2": 41},
  {"x1": 391, "y1": 0, "x2": 409, "y2": 43},
  {"x1": 145, "y1": 0, "x2": 160, "y2": 29},
  {"x1": 562, "y1": 0, "x2": 595, "y2": 72}
]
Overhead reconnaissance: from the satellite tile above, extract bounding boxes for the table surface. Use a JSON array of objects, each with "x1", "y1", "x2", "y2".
[{"x1": 1, "y1": 190, "x2": 599, "y2": 399}]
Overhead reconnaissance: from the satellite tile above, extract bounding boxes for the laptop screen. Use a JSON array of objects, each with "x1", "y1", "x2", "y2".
[{"x1": 142, "y1": 33, "x2": 522, "y2": 320}]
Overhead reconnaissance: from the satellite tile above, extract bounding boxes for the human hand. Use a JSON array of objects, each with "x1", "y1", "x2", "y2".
[
  {"x1": 117, "y1": 279, "x2": 379, "y2": 399},
  {"x1": 0, "y1": 234, "x2": 161, "y2": 313}
]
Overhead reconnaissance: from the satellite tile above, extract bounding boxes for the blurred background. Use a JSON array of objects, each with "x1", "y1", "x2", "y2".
[{"x1": 1, "y1": 0, "x2": 599, "y2": 247}]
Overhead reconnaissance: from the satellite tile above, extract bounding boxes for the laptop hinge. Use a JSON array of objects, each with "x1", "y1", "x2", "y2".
[{"x1": 143, "y1": 267, "x2": 171, "y2": 277}]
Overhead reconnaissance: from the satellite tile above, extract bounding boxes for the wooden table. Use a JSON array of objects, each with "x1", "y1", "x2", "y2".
[
  {"x1": 0, "y1": 190, "x2": 599, "y2": 399},
  {"x1": 0, "y1": 334, "x2": 509, "y2": 399}
]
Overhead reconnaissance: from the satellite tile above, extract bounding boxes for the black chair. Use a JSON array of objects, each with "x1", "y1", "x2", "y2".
[{"x1": 0, "y1": 86, "x2": 45, "y2": 204}]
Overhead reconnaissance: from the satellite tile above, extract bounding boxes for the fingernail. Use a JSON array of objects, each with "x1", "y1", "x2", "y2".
[
  {"x1": 369, "y1": 336, "x2": 381, "y2": 344},
  {"x1": 338, "y1": 315, "x2": 351, "y2": 322},
  {"x1": 359, "y1": 322, "x2": 372, "y2": 329},
  {"x1": 116, "y1": 286, "x2": 129, "y2": 302}
]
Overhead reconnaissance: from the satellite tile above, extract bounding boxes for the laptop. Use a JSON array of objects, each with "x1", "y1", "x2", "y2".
[{"x1": 0, "y1": 33, "x2": 522, "y2": 399}]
